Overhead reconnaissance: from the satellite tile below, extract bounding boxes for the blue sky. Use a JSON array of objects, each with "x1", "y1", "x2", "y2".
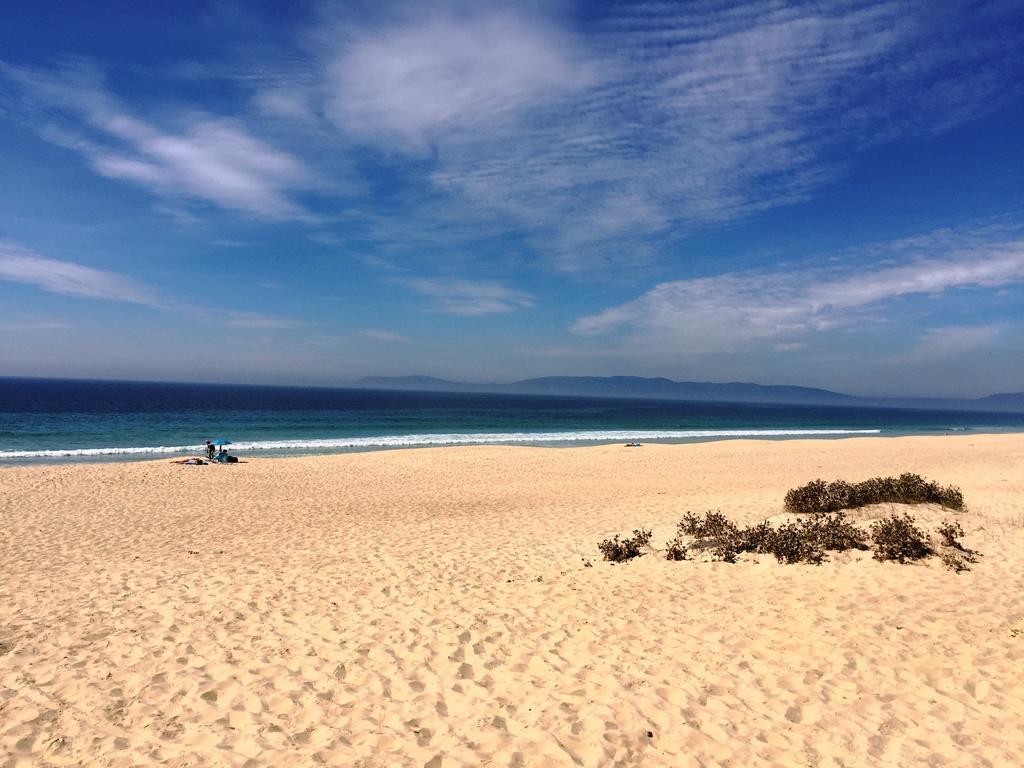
[{"x1": 1, "y1": 0, "x2": 1022, "y2": 396}]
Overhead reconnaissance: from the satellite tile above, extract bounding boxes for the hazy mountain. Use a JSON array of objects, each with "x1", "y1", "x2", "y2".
[{"x1": 355, "y1": 375, "x2": 1024, "y2": 412}]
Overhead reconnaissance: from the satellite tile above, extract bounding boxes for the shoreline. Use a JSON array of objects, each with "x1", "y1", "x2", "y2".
[
  {"x1": 3, "y1": 433, "x2": 1023, "y2": 765},
  {"x1": 3, "y1": 427, "x2": 1024, "y2": 467}
]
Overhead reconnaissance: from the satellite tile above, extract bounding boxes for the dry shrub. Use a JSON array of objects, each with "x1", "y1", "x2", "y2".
[
  {"x1": 759, "y1": 521, "x2": 825, "y2": 565},
  {"x1": 935, "y1": 520, "x2": 978, "y2": 572},
  {"x1": 598, "y1": 529, "x2": 652, "y2": 562},
  {"x1": 785, "y1": 473, "x2": 964, "y2": 515},
  {"x1": 940, "y1": 550, "x2": 971, "y2": 573},
  {"x1": 666, "y1": 510, "x2": 868, "y2": 565},
  {"x1": 870, "y1": 514, "x2": 932, "y2": 562},
  {"x1": 673, "y1": 511, "x2": 743, "y2": 562},
  {"x1": 664, "y1": 538, "x2": 688, "y2": 561},
  {"x1": 937, "y1": 520, "x2": 965, "y2": 548},
  {"x1": 676, "y1": 511, "x2": 739, "y2": 540}
]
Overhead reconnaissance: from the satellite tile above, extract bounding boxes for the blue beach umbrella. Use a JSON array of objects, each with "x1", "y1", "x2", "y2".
[{"x1": 212, "y1": 439, "x2": 231, "y2": 446}]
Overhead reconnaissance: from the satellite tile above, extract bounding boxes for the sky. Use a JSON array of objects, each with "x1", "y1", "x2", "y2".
[{"x1": 1, "y1": 0, "x2": 1022, "y2": 397}]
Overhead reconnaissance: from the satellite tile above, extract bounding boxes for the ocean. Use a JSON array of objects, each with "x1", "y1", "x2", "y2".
[{"x1": 2, "y1": 377, "x2": 1023, "y2": 463}]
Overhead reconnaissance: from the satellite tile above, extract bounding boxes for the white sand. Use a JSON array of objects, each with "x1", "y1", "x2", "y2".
[{"x1": 2, "y1": 434, "x2": 1023, "y2": 766}]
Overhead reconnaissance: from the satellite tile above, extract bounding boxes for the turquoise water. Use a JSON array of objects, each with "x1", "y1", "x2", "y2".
[{"x1": 2, "y1": 378, "x2": 1022, "y2": 464}]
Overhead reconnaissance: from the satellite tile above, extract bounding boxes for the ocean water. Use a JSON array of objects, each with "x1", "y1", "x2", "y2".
[{"x1": 1, "y1": 377, "x2": 1023, "y2": 464}]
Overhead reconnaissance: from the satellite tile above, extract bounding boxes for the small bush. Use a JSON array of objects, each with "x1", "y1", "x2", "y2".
[
  {"x1": 935, "y1": 520, "x2": 978, "y2": 572},
  {"x1": 785, "y1": 473, "x2": 964, "y2": 515},
  {"x1": 762, "y1": 521, "x2": 825, "y2": 564},
  {"x1": 870, "y1": 514, "x2": 932, "y2": 562},
  {"x1": 810, "y1": 511, "x2": 870, "y2": 552},
  {"x1": 609, "y1": 510, "x2": 979, "y2": 569},
  {"x1": 598, "y1": 529, "x2": 652, "y2": 562},
  {"x1": 664, "y1": 538, "x2": 688, "y2": 561},
  {"x1": 750, "y1": 513, "x2": 867, "y2": 565},
  {"x1": 937, "y1": 520, "x2": 965, "y2": 549},
  {"x1": 668, "y1": 510, "x2": 868, "y2": 565},
  {"x1": 674, "y1": 511, "x2": 744, "y2": 562},
  {"x1": 784, "y1": 479, "x2": 830, "y2": 515},
  {"x1": 742, "y1": 520, "x2": 776, "y2": 554},
  {"x1": 676, "y1": 511, "x2": 739, "y2": 541},
  {"x1": 940, "y1": 550, "x2": 971, "y2": 573}
]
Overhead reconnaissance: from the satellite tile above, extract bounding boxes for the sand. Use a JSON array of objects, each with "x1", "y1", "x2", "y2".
[{"x1": 1, "y1": 434, "x2": 1023, "y2": 767}]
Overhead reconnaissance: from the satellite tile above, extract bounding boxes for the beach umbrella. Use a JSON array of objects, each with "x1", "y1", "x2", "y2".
[{"x1": 212, "y1": 438, "x2": 231, "y2": 446}]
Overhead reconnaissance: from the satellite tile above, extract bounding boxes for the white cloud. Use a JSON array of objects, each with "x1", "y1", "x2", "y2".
[
  {"x1": 572, "y1": 234, "x2": 1024, "y2": 353},
  {"x1": 403, "y1": 277, "x2": 534, "y2": 315},
  {"x1": 313, "y1": 1, "x2": 1023, "y2": 271},
  {"x1": 324, "y1": 10, "x2": 598, "y2": 153},
  {"x1": 4, "y1": 62, "x2": 314, "y2": 220},
  {"x1": 4, "y1": 2, "x2": 1022, "y2": 277},
  {"x1": 0, "y1": 242, "x2": 161, "y2": 305}
]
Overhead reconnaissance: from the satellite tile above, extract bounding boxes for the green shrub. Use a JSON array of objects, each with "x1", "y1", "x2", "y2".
[
  {"x1": 598, "y1": 529, "x2": 652, "y2": 562},
  {"x1": 870, "y1": 514, "x2": 932, "y2": 562},
  {"x1": 785, "y1": 473, "x2": 964, "y2": 514}
]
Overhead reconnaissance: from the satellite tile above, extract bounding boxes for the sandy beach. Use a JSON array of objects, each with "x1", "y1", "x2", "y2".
[{"x1": 2, "y1": 434, "x2": 1023, "y2": 767}]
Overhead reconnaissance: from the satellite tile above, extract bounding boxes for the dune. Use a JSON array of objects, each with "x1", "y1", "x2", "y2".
[{"x1": 1, "y1": 434, "x2": 1023, "y2": 766}]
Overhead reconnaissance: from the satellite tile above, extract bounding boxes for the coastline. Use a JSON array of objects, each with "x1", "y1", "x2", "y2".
[
  {"x1": 2, "y1": 434, "x2": 1023, "y2": 765},
  {"x1": 5, "y1": 426, "x2": 1024, "y2": 466}
]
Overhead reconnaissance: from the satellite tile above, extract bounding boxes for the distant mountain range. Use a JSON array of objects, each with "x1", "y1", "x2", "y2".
[{"x1": 355, "y1": 375, "x2": 1024, "y2": 413}]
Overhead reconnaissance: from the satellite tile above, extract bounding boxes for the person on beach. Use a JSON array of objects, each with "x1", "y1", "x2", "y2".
[{"x1": 205, "y1": 440, "x2": 215, "y2": 460}]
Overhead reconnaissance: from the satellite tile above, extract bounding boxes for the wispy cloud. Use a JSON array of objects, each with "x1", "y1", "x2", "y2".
[
  {"x1": 572, "y1": 230, "x2": 1024, "y2": 353},
  {"x1": 403, "y1": 277, "x2": 534, "y2": 315},
  {"x1": 0, "y1": 242, "x2": 161, "y2": 305},
  {"x1": 0, "y1": 241, "x2": 303, "y2": 331},
  {"x1": 222, "y1": 311, "x2": 303, "y2": 329},
  {"x1": 358, "y1": 329, "x2": 409, "y2": 342},
  {"x1": 305, "y1": 1, "x2": 1023, "y2": 271},
  {"x1": 0, "y1": 316, "x2": 73, "y2": 332},
  {"x1": 897, "y1": 325, "x2": 1005, "y2": 365},
  {"x1": 5, "y1": 3, "x2": 1020, "y2": 274},
  {"x1": 2, "y1": 61, "x2": 315, "y2": 220}
]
